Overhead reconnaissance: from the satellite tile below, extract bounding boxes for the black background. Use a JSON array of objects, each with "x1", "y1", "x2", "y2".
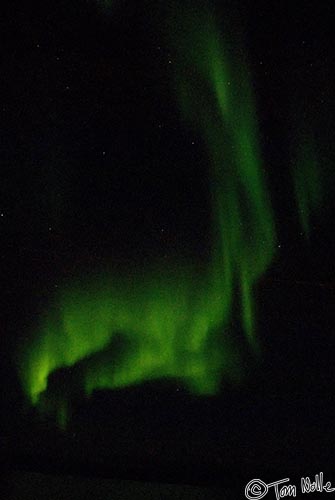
[{"x1": 1, "y1": 0, "x2": 335, "y2": 489}]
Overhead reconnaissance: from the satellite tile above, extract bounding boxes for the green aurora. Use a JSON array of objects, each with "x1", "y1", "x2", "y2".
[
  {"x1": 16, "y1": 4, "x2": 322, "y2": 426},
  {"x1": 293, "y1": 129, "x2": 322, "y2": 236}
]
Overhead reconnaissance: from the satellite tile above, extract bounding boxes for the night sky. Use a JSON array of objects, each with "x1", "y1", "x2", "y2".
[{"x1": 1, "y1": 0, "x2": 335, "y2": 488}]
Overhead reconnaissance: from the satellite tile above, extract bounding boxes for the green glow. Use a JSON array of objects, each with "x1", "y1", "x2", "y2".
[
  {"x1": 293, "y1": 130, "x2": 322, "y2": 236},
  {"x1": 19, "y1": 259, "x2": 238, "y2": 407},
  {"x1": 168, "y1": 5, "x2": 276, "y2": 337},
  {"x1": 17, "y1": 5, "x2": 276, "y2": 424}
]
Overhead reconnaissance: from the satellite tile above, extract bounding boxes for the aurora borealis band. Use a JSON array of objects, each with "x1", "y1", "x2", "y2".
[
  {"x1": 15, "y1": 2, "x2": 324, "y2": 426},
  {"x1": 293, "y1": 129, "x2": 322, "y2": 236}
]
